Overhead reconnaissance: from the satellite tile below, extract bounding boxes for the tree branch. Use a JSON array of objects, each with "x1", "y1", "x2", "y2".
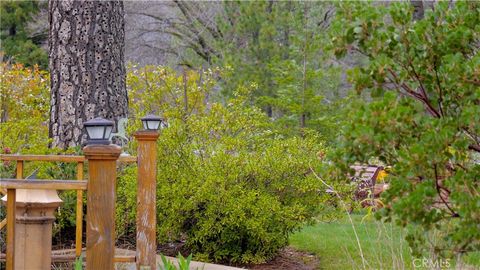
[
  {"x1": 434, "y1": 164, "x2": 459, "y2": 217},
  {"x1": 387, "y1": 68, "x2": 441, "y2": 118}
]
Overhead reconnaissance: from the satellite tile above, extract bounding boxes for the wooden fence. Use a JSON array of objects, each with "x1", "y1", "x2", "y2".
[{"x1": 0, "y1": 130, "x2": 158, "y2": 270}]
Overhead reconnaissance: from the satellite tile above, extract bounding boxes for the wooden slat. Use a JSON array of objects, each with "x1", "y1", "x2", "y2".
[
  {"x1": 16, "y1": 160, "x2": 23, "y2": 179},
  {"x1": 50, "y1": 254, "x2": 77, "y2": 262},
  {"x1": 6, "y1": 189, "x2": 16, "y2": 270},
  {"x1": 114, "y1": 256, "x2": 136, "y2": 263},
  {"x1": 0, "y1": 254, "x2": 138, "y2": 263},
  {"x1": 0, "y1": 179, "x2": 87, "y2": 190},
  {"x1": 0, "y1": 218, "x2": 6, "y2": 230},
  {"x1": 118, "y1": 155, "x2": 137, "y2": 163},
  {"x1": 1, "y1": 154, "x2": 137, "y2": 163},
  {"x1": 47, "y1": 255, "x2": 136, "y2": 263},
  {"x1": 1, "y1": 155, "x2": 85, "y2": 162},
  {"x1": 75, "y1": 162, "x2": 84, "y2": 258}
]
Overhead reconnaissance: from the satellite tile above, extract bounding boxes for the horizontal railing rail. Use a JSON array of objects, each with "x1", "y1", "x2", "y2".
[
  {"x1": 0, "y1": 251, "x2": 136, "y2": 263},
  {"x1": 0, "y1": 134, "x2": 155, "y2": 269},
  {"x1": 0, "y1": 179, "x2": 87, "y2": 190},
  {"x1": 0, "y1": 153, "x2": 136, "y2": 267},
  {"x1": 0, "y1": 154, "x2": 137, "y2": 163}
]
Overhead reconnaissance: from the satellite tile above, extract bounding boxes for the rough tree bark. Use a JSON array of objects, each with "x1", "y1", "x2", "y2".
[{"x1": 48, "y1": 0, "x2": 128, "y2": 149}]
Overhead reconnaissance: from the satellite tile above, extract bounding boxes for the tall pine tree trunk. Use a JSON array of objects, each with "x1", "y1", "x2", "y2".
[{"x1": 48, "y1": 0, "x2": 128, "y2": 149}]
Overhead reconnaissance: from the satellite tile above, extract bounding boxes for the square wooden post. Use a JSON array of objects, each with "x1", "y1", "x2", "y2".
[
  {"x1": 83, "y1": 144, "x2": 121, "y2": 270},
  {"x1": 134, "y1": 130, "x2": 160, "y2": 270},
  {"x1": 5, "y1": 189, "x2": 16, "y2": 270}
]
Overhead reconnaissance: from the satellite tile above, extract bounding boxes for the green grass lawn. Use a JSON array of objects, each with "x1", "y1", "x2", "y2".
[{"x1": 290, "y1": 214, "x2": 480, "y2": 270}]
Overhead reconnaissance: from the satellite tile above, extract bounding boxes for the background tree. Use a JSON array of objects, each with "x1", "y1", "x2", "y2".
[
  {"x1": 48, "y1": 0, "x2": 128, "y2": 149},
  {"x1": 0, "y1": 0, "x2": 48, "y2": 68},
  {"x1": 330, "y1": 1, "x2": 480, "y2": 259},
  {"x1": 133, "y1": 1, "x2": 340, "y2": 137},
  {"x1": 216, "y1": 1, "x2": 342, "y2": 138}
]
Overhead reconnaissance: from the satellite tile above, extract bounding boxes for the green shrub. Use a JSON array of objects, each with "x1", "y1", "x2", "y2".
[
  {"x1": 0, "y1": 63, "x2": 51, "y2": 154},
  {"x1": 115, "y1": 165, "x2": 138, "y2": 239},
  {"x1": 125, "y1": 66, "x2": 328, "y2": 263}
]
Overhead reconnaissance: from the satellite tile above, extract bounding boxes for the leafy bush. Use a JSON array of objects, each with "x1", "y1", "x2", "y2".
[
  {"x1": 115, "y1": 165, "x2": 138, "y2": 240},
  {"x1": 329, "y1": 1, "x2": 480, "y2": 259},
  {"x1": 124, "y1": 66, "x2": 328, "y2": 263},
  {"x1": 0, "y1": 62, "x2": 51, "y2": 156}
]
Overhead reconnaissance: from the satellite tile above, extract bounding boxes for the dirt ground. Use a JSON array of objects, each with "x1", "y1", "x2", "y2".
[
  {"x1": 249, "y1": 247, "x2": 320, "y2": 270},
  {"x1": 156, "y1": 242, "x2": 320, "y2": 270}
]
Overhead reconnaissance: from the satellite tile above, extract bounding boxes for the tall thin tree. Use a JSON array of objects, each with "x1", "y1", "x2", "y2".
[{"x1": 48, "y1": 0, "x2": 128, "y2": 148}]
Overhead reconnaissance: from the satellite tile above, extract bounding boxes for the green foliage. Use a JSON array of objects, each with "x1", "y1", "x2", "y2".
[
  {"x1": 330, "y1": 1, "x2": 480, "y2": 259},
  {"x1": 115, "y1": 165, "x2": 138, "y2": 239},
  {"x1": 74, "y1": 255, "x2": 83, "y2": 270},
  {"x1": 159, "y1": 253, "x2": 194, "y2": 270},
  {"x1": 291, "y1": 213, "x2": 413, "y2": 269},
  {"x1": 0, "y1": 1, "x2": 48, "y2": 68},
  {"x1": 215, "y1": 2, "x2": 341, "y2": 138},
  {"x1": 0, "y1": 62, "x2": 52, "y2": 180},
  {"x1": 125, "y1": 66, "x2": 328, "y2": 263},
  {"x1": 0, "y1": 63, "x2": 51, "y2": 154}
]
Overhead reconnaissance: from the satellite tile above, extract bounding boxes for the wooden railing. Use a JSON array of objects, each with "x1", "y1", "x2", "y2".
[
  {"x1": 0, "y1": 153, "x2": 138, "y2": 269},
  {"x1": 0, "y1": 155, "x2": 136, "y2": 256}
]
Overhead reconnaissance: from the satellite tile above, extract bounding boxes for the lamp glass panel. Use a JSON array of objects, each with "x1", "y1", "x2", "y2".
[
  {"x1": 87, "y1": 126, "x2": 105, "y2": 139},
  {"x1": 147, "y1": 120, "x2": 160, "y2": 130},
  {"x1": 142, "y1": 121, "x2": 148, "y2": 130},
  {"x1": 104, "y1": 126, "x2": 113, "y2": 139}
]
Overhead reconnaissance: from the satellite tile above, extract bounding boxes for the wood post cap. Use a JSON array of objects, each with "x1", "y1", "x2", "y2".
[
  {"x1": 133, "y1": 130, "x2": 160, "y2": 141},
  {"x1": 83, "y1": 144, "x2": 122, "y2": 160},
  {"x1": 1, "y1": 189, "x2": 63, "y2": 206}
]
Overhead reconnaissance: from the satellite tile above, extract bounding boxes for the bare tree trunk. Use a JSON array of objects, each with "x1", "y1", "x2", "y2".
[
  {"x1": 48, "y1": 0, "x2": 128, "y2": 149},
  {"x1": 300, "y1": 2, "x2": 308, "y2": 134}
]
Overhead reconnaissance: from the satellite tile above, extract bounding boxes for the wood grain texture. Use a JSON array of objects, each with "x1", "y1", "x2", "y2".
[
  {"x1": 16, "y1": 160, "x2": 23, "y2": 179},
  {"x1": 76, "y1": 162, "x2": 84, "y2": 258},
  {"x1": 0, "y1": 254, "x2": 137, "y2": 263},
  {"x1": 0, "y1": 154, "x2": 136, "y2": 163},
  {"x1": 1, "y1": 155, "x2": 85, "y2": 162},
  {"x1": 134, "y1": 131, "x2": 160, "y2": 270},
  {"x1": 6, "y1": 189, "x2": 16, "y2": 270},
  {"x1": 0, "y1": 180, "x2": 87, "y2": 190},
  {"x1": 0, "y1": 218, "x2": 6, "y2": 230},
  {"x1": 118, "y1": 155, "x2": 137, "y2": 163},
  {"x1": 113, "y1": 256, "x2": 136, "y2": 263},
  {"x1": 83, "y1": 144, "x2": 121, "y2": 270}
]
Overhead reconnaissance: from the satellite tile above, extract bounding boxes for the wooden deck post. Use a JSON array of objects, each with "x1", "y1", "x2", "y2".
[
  {"x1": 134, "y1": 130, "x2": 160, "y2": 270},
  {"x1": 5, "y1": 189, "x2": 16, "y2": 270},
  {"x1": 75, "y1": 161, "x2": 84, "y2": 258},
  {"x1": 83, "y1": 144, "x2": 121, "y2": 270}
]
